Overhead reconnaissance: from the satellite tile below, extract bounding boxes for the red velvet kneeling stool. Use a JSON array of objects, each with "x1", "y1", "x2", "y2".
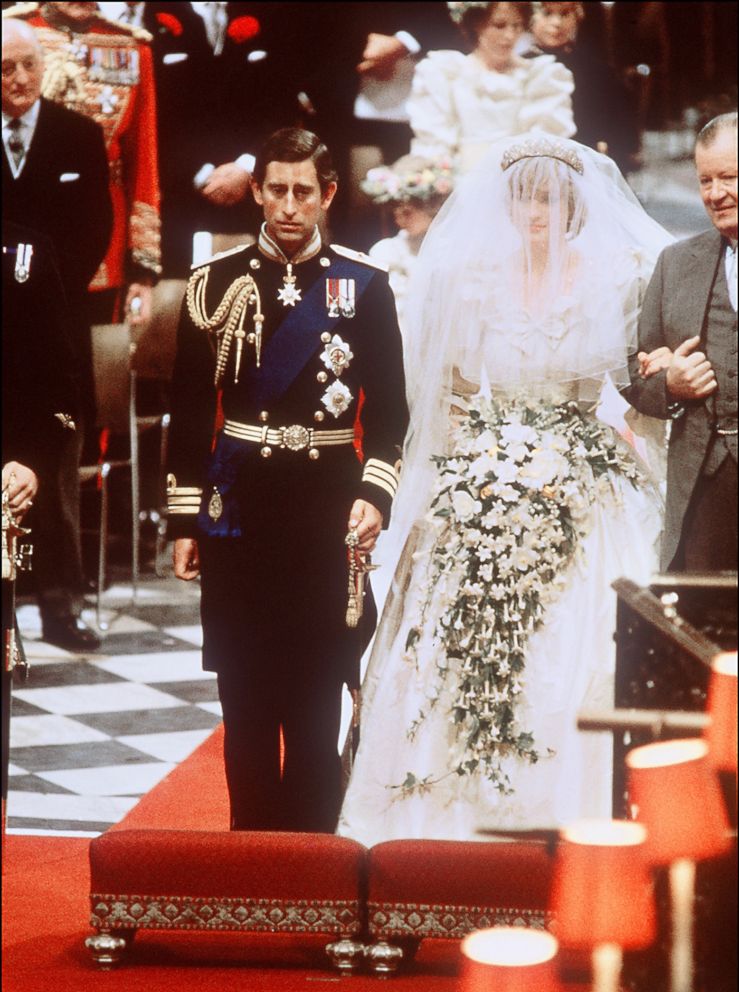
[
  {"x1": 364, "y1": 839, "x2": 555, "y2": 975},
  {"x1": 87, "y1": 829, "x2": 367, "y2": 969}
]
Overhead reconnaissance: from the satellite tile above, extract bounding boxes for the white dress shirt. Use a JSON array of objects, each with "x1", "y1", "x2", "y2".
[
  {"x1": 2, "y1": 101, "x2": 41, "y2": 178},
  {"x1": 726, "y1": 241, "x2": 737, "y2": 312}
]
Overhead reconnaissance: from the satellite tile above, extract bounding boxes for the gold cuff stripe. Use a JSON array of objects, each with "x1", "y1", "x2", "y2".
[
  {"x1": 167, "y1": 506, "x2": 200, "y2": 515},
  {"x1": 167, "y1": 487, "x2": 203, "y2": 496},
  {"x1": 363, "y1": 458, "x2": 399, "y2": 495}
]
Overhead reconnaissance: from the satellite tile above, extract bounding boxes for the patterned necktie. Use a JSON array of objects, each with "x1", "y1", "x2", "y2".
[
  {"x1": 7, "y1": 118, "x2": 25, "y2": 170},
  {"x1": 205, "y1": 2, "x2": 228, "y2": 56},
  {"x1": 728, "y1": 245, "x2": 737, "y2": 312}
]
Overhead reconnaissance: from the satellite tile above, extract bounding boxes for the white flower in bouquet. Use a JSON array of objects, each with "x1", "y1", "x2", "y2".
[
  {"x1": 518, "y1": 446, "x2": 569, "y2": 486},
  {"x1": 450, "y1": 489, "x2": 481, "y2": 521}
]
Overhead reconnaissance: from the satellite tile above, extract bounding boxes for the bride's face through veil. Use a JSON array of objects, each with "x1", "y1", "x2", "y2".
[
  {"x1": 504, "y1": 157, "x2": 587, "y2": 310},
  {"x1": 384, "y1": 135, "x2": 675, "y2": 551}
]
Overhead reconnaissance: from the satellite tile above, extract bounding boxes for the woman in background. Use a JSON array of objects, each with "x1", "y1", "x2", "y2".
[{"x1": 408, "y1": 1, "x2": 575, "y2": 174}]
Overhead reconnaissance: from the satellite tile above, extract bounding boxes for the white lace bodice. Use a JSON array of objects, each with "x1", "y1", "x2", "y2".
[{"x1": 408, "y1": 51, "x2": 575, "y2": 173}]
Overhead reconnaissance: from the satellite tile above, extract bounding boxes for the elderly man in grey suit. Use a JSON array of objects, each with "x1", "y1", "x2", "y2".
[{"x1": 625, "y1": 112, "x2": 737, "y2": 572}]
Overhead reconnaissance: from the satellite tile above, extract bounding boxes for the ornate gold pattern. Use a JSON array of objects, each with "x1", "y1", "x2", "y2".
[
  {"x1": 223, "y1": 420, "x2": 354, "y2": 451},
  {"x1": 130, "y1": 201, "x2": 162, "y2": 275},
  {"x1": 90, "y1": 894, "x2": 362, "y2": 934},
  {"x1": 368, "y1": 901, "x2": 552, "y2": 939}
]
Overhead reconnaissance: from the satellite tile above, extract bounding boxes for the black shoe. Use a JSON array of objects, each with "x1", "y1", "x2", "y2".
[{"x1": 41, "y1": 616, "x2": 102, "y2": 652}]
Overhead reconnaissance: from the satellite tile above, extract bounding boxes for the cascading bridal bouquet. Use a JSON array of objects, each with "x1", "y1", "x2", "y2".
[{"x1": 398, "y1": 395, "x2": 644, "y2": 797}]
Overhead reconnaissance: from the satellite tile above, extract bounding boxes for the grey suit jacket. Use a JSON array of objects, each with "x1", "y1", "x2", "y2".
[{"x1": 623, "y1": 228, "x2": 727, "y2": 570}]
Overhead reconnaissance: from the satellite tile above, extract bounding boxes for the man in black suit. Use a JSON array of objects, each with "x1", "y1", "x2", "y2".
[
  {"x1": 2, "y1": 19, "x2": 112, "y2": 649},
  {"x1": 3, "y1": 218, "x2": 79, "y2": 836},
  {"x1": 138, "y1": 2, "x2": 308, "y2": 276}
]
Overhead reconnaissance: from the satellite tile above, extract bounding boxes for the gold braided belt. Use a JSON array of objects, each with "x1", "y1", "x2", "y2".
[{"x1": 223, "y1": 419, "x2": 355, "y2": 457}]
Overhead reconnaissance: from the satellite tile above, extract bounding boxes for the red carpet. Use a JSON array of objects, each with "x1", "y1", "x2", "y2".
[{"x1": 2, "y1": 726, "x2": 461, "y2": 990}]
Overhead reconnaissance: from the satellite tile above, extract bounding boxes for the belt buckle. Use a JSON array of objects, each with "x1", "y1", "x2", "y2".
[{"x1": 281, "y1": 424, "x2": 311, "y2": 451}]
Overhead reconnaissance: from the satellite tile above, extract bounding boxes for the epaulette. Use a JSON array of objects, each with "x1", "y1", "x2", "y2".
[
  {"x1": 2, "y1": 3, "x2": 39, "y2": 20},
  {"x1": 330, "y1": 243, "x2": 389, "y2": 273},
  {"x1": 93, "y1": 13, "x2": 153, "y2": 43},
  {"x1": 190, "y1": 243, "x2": 251, "y2": 270}
]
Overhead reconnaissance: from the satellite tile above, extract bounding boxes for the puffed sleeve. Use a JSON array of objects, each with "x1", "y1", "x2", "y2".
[
  {"x1": 519, "y1": 54, "x2": 575, "y2": 138},
  {"x1": 408, "y1": 51, "x2": 466, "y2": 162}
]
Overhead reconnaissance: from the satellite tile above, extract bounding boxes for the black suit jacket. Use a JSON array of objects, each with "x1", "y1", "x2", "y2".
[
  {"x1": 144, "y1": 2, "x2": 309, "y2": 273},
  {"x1": 300, "y1": 2, "x2": 463, "y2": 140},
  {"x1": 2, "y1": 221, "x2": 79, "y2": 483},
  {"x1": 2, "y1": 98, "x2": 112, "y2": 302}
]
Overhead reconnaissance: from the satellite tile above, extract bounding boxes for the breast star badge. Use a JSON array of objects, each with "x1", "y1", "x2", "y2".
[
  {"x1": 320, "y1": 334, "x2": 353, "y2": 377},
  {"x1": 321, "y1": 381, "x2": 353, "y2": 418}
]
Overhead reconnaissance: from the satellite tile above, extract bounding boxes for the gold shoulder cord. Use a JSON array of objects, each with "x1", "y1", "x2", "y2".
[{"x1": 186, "y1": 266, "x2": 264, "y2": 386}]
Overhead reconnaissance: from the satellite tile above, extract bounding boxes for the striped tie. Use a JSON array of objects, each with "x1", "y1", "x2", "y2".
[{"x1": 7, "y1": 118, "x2": 25, "y2": 169}]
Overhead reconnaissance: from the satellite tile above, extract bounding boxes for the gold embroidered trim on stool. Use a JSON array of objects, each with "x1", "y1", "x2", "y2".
[
  {"x1": 130, "y1": 201, "x2": 162, "y2": 275},
  {"x1": 362, "y1": 458, "x2": 399, "y2": 499},
  {"x1": 90, "y1": 894, "x2": 362, "y2": 934},
  {"x1": 368, "y1": 901, "x2": 552, "y2": 939}
]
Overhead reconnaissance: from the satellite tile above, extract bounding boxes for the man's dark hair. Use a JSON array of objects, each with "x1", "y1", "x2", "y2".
[{"x1": 253, "y1": 128, "x2": 338, "y2": 193}]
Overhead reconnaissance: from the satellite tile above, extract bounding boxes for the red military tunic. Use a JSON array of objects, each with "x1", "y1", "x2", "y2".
[{"x1": 4, "y1": 3, "x2": 161, "y2": 292}]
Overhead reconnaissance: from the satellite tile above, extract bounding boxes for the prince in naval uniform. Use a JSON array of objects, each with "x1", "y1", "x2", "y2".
[{"x1": 167, "y1": 129, "x2": 409, "y2": 833}]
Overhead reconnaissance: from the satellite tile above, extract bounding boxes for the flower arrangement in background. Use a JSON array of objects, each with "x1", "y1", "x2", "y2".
[
  {"x1": 446, "y1": 1, "x2": 492, "y2": 25},
  {"x1": 361, "y1": 158, "x2": 455, "y2": 205},
  {"x1": 398, "y1": 396, "x2": 644, "y2": 797}
]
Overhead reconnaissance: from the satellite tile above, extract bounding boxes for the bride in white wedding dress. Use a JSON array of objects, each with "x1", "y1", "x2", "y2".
[{"x1": 337, "y1": 135, "x2": 673, "y2": 846}]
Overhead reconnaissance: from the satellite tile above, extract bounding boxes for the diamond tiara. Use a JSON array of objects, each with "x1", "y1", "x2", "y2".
[{"x1": 501, "y1": 139, "x2": 584, "y2": 175}]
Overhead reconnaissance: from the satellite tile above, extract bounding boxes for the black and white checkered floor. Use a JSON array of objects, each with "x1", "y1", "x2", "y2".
[{"x1": 7, "y1": 568, "x2": 221, "y2": 838}]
